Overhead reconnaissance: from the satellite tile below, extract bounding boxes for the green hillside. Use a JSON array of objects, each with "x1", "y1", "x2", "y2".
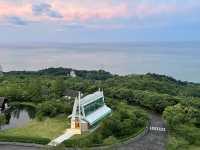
[{"x1": 0, "y1": 68, "x2": 200, "y2": 149}]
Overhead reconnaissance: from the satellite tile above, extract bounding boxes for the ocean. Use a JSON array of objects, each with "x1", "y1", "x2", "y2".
[{"x1": 0, "y1": 42, "x2": 200, "y2": 83}]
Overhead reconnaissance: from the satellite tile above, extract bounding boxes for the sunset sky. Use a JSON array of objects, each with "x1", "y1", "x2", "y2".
[{"x1": 0, "y1": 0, "x2": 200, "y2": 43}]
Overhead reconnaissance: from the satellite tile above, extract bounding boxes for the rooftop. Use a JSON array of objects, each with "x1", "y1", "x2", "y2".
[
  {"x1": 80, "y1": 91, "x2": 103, "y2": 106},
  {"x1": 84, "y1": 105, "x2": 111, "y2": 125}
]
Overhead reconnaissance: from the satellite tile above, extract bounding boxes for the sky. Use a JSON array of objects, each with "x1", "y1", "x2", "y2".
[{"x1": 0, "y1": 0, "x2": 200, "y2": 43}]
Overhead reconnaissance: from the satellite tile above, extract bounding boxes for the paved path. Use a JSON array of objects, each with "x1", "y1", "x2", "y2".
[
  {"x1": 48, "y1": 129, "x2": 80, "y2": 146},
  {"x1": 116, "y1": 113, "x2": 167, "y2": 150},
  {"x1": 0, "y1": 113, "x2": 167, "y2": 150}
]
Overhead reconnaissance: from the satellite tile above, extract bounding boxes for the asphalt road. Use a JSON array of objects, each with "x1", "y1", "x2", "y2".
[
  {"x1": 0, "y1": 145, "x2": 42, "y2": 150},
  {"x1": 0, "y1": 113, "x2": 167, "y2": 150},
  {"x1": 116, "y1": 113, "x2": 167, "y2": 150}
]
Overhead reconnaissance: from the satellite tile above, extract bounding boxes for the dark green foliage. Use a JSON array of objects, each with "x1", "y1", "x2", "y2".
[
  {"x1": 176, "y1": 125, "x2": 200, "y2": 144},
  {"x1": 103, "y1": 74, "x2": 200, "y2": 98},
  {"x1": 167, "y1": 135, "x2": 190, "y2": 150},
  {"x1": 53, "y1": 78, "x2": 65, "y2": 97},
  {"x1": 1, "y1": 68, "x2": 200, "y2": 148},
  {"x1": 103, "y1": 136, "x2": 118, "y2": 145},
  {"x1": 75, "y1": 69, "x2": 112, "y2": 80},
  {"x1": 105, "y1": 87, "x2": 180, "y2": 113},
  {"x1": 0, "y1": 135, "x2": 50, "y2": 144},
  {"x1": 36, "y1": 101, "x2": 72, "y2": 118},
  {"x1": 26, "y1": 79, "x2": 42, "y2": 102},
  {"x1": 38, "y1": 67, "x2": 71, "y2": 76},
  {"x1": 146, "y1": 73, "x2": 187, "y2": 86},
  {"x1": 163, "y1": 99, "x2": 200, "y2": 148},
  {"x1": 5, "y1": 67, "x2": 113, "y2": 80},
  {"x1": 1, "y1": 69, "x2": 200, "y2": 107},
  {"x1": 100, "y1": 103, "x2": 148, "y2": 138},
  {"x1": 0, "y1": 114, "x2": 6, "y2": 128},
  {"x1": 163, "y1": 100, "x2": 200, "y2": 130}
]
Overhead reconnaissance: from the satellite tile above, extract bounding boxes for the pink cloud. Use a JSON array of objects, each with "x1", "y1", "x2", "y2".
[
  {"x1": 134, "y1": 3, "x2": 177, "y2": 18},
  {"x1": 0, "y1": 2, "x2": 31, "y2": 18},
  {"x1": 0, "y1": 0, "x2": 198, "y2": 25},
  {"x1": 0, "y1": 1, "x2": 128, "y2": 23},
  {"x1": 51, "y1": 1, "x2": 128, "y2": 22}
]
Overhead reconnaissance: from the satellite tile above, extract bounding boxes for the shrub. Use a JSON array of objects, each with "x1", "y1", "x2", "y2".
[
  {"x1": 64, "y1": 137, "x2": 92, "y2": 148},
  {"x1": 86, "y1": 132, "x2": 103, "y2": 145},
  {"x1": 100, "y1": 103, "x2": 147, "y2": 138},
  {"x1": 36, "y1": 112, "x2": 44, "y2": 121},
  {"x1": 103, "y1": 136, "x2": 118, "y2": 145},
  {"x1": 176, "y1": 125, "x2": 200, "y2": 144},
  {"x1": 167, "y1": 135, "x2": 189, "y2": 150},
  {"x1": 36, "y1": 101, "x2": 72, "y2": 118},
  {"x1": 121, "y1": 119, "x2": 134, "y2": 136},
  {"x1": 0, "y1": 135, "x2": 50, "y2": 145},
  {"x1": 100, "y1": 115, "x2": 123, "y2": 138},
  {"x1": 0, "y1": 114, "x2": 6, "y2": 127}
]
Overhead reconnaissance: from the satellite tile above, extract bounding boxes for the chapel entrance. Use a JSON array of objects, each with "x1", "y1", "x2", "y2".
[{"x1": 75, "y1": 118, "x2": 80, "y2": 128}]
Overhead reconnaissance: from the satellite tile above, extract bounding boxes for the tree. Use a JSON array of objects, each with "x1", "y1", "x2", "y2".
[
  {"x1": 27, "y1": 79, "x2": 42, "y2": 102},
  {"x1": 53, "y1": 78, "x2": 65, "y2": 97},
  {"x1": 163, "y1": 104, "x2": 186, "y2": 129},
  {"x1": 0, "y1": 114, "x2": 6, "y2": 129}
]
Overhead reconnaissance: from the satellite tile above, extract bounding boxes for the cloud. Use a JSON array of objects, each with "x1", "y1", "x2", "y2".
[
  {"x1": 56, "y1": 2, "x2": 128, "y2": 21},
  {"x1": 47, "y1": 10, "x2": 63, "y2": 18},
  {"x1": 32, "y1": 3, "x2": 62, "y2": 18},
  {"x1": 32, "y1": 3, "x2": 51, "y2": 15},
  {"x1": 6, "y1": 16, "x2": 28, "y2": 25},
  {"x1": 132, "y1": 3, "x2": 177, "y2": 18},
  {"x1": 0, "y1": 0, "x2": 199, "y2": 27}
]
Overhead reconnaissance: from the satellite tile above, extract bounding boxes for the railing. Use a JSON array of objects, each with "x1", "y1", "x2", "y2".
[{"x1": 85, "y1": 120, "x2": 151, "y2": 150}]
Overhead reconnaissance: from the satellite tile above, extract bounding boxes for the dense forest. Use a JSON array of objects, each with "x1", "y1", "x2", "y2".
[
  {"x1": 0, "y1": 68, "x2": 200, "y2": 149},
  {"x1": 5, "y1": 67, "x2": 112, "y2": 80}
]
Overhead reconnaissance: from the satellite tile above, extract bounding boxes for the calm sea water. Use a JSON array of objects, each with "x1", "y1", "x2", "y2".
[{"x1": 0, "y1": 42, "x2": 200, "y2": 83}]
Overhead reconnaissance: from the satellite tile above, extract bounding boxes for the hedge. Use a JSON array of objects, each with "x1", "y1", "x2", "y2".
[
  {"x1": 64, "y1": 118, "x2": 148, "y2": 148},
  {"x1": 0, "y1": 135, "x2": 50, "y2": 145}
]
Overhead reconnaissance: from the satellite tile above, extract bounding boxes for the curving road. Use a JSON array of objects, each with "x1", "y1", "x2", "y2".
[
  {"x1": 116, "y1": 113, "x2": 167, "y2": 150},
  {"x1": 0, "y1": 113, "x2": 167, "y2": 150}
]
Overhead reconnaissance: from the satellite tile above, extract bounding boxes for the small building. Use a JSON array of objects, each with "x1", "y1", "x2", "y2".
[
  {"x1": 69, "y1": 90, "x2": 111, "y2": 133},
  {"x1": 0, "y1": 97, "x2": 8, "y2": 112},
  {"x1": 70, "y1": 70, "x2": 76, "y2": 78}
]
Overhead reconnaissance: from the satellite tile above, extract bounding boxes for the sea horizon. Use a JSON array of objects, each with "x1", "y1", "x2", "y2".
[{"x1": 0, "y1": 42, "x2": 200, "y2": 83}]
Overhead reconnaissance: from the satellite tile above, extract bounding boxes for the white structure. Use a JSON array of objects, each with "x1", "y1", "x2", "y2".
[
  {"x1": 49, "y1": 90, "x2": 111, "y2": 146},
  {"x1": 70, "y1": 70, "x2": 76, "y2": 78},
  {"x1": 69, "y1": 90, "x2": 111, "y2": 133}
]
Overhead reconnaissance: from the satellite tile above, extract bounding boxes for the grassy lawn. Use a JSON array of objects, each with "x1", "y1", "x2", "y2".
[
  {"x1": 187, "y1": 145, "x2": 200, "y2": 150},
  {"x1": 0, "y1": 115, "x2": 69, "y2": 140}
]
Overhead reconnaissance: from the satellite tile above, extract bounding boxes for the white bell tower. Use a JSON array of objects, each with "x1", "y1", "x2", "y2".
[{"x1": 71, "y1": 92, "x2": 82, "y2": 130}]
